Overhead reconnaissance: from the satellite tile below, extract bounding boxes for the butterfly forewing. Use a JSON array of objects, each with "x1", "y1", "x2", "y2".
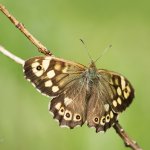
[
  {"x1": 98, "y1": 69, "x2": 134, "y2": 113},
  {"x1": 86, "y1": 83, "x2": 118, "y2": 132},
  {"x1": 24, "y1": 56, "x2": 86, "y2": 97}
]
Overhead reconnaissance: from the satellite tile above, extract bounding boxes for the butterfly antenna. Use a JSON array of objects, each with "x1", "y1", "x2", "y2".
[
  {"x1": 80, "y1": 39, "x2": 93, "y2": 62},
  {"x1": 94, "y1": 44, "x2": 112, "y2": 63}
]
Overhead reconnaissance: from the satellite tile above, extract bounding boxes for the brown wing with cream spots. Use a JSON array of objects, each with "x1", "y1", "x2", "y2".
[
  {"x1": 23, "y1": 56, "x2": 86, "y2": 97},
  {"x1": 49, "y1": 78, "x2": 87, "y2": 129},
  {"x1": 86, "y1": 80, "x2": 118, "y2": 132},
  {"x1": 98, "y1": 69, "x2": 134, "y2": 113},
  {"x1": 23, "y1": 56, "x2": 134, "y2": 132}
]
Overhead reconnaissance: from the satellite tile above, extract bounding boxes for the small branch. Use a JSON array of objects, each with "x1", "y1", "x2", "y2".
[
  {"x1": 0, "y1": 4, "x2": 51, "y2": 56},
  {"x1": 0, "y1": 46, "x2": 24, "y2": 65},
  {"x1": 113, "y1": 121, "x2": 142, "y2": 150}
]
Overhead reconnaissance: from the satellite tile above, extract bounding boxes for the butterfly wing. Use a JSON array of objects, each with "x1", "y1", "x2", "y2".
[
  {"x1": 87, "y1": 69, "x2": 134, "y2": 132},
  {"x1": 24, "y1": 56, "x2": 89, "y2": 129},
  {"x1": 86, "y1": 80, "x2": 118, "y2": 132},
  {"x1": 49, "y1": 78, "x2": 87, "y2": 128},
  {"x1": 98, "y1": 69, "x2": 134, "y2": 113},
  {"x1": 23, "y1": 56, "x2": 86, "y2": 97}
]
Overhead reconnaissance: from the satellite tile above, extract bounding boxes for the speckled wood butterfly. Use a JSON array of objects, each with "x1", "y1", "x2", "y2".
[{"x1": 23, "y1": 56, "x2": 134, "y2": 132}]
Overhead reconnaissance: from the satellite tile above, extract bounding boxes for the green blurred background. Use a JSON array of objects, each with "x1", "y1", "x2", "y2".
[{"x1": 0, "y1": 0, "x2": 149, "y2": 150}]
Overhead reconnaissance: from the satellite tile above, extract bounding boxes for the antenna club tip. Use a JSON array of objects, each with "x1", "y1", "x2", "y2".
[{"x1": 80, "y1": 39, "x2": 85, "y2": 44}]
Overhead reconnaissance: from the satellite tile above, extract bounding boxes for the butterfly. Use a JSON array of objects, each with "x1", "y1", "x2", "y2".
[{"x1": 23, "y1": 56, "x2": 134, "y2": 132}]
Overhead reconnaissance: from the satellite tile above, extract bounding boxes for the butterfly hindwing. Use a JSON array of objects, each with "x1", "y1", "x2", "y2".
[
  {"x1": 49, "y1": 79, "x2": 87, "y2": 128},
  {"x1": 86, "y1": 80, "x2": 118, "y2": 132}
]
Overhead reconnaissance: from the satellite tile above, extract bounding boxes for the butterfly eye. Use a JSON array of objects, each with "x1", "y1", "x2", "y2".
[{"x1": 36, "y1": 65, "x2": 42, "y2": 71}]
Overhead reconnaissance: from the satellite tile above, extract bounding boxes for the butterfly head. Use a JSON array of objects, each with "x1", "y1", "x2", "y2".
[{"x1": 89, "y1": 60, "x2": 96, "y2": 68}]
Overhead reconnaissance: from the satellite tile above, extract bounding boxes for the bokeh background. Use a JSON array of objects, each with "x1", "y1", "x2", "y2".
[{"x1": 0, "y1": 0, "x2": 149, "y2": 150}]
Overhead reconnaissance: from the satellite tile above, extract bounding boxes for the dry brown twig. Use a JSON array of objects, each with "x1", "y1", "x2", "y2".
[
  {"x1": 0, "y1": 4, "x2": 51, "y2": 56},
  {"x1": 113, "y1": 122, "x2": 142, "y2": 150},
  {"x1": 0, "y1": 3, "x2": 142, "y2": 150}
]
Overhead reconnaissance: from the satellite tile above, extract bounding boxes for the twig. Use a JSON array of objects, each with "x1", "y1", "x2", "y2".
[
  {"x1": 0, "y1": 4, "x2": 51, "y2": 56},
  {"x1": 0, "y1": 45, "x2": 24, "y2": 65},
  {"x1": 113, "y1": 121, "x2": 142, "y2": 150}
]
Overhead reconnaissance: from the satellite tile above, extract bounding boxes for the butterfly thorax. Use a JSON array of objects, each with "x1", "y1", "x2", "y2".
[
  {"x1": 81, "y1": 61, "x2": 99, "y2": 95},
  {"x1": 85, "y1": 61, "x2": 98, "y2": 81}
]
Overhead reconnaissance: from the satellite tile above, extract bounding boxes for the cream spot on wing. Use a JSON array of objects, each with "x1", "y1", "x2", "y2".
[
  {"x1": 47, "y1": 70, "x2": 55, "y2": 79},
  {"x1": 33, "y1": 69, "x2": 44, "y2": 77},
  {"x1": 52, "y1": 86, "x2": 59, "y2": 92},
  {"x1": 31, "y1": 62, "x2": 40, "y2": 68},
  {"x1": 104, "y1": 104, "x2": 109, "y2": 112},
  {"x1": 110, "y1": 111, "x2": 114, "y2": 118},
  {"x1": 123, "y1": 85, "x2": 131, "y2": 99},
  {"x1": 93, "y1": 117, "x2": 99, "y2": 124},
  {"x1": 105, "y1": 114, "x2": 110, "y2": 123},
  {"x1": 59, "y1": 107, "x2": 65, "y2": 115},
  {"x1": 117, "y1": 97, "x2": 122, "y2": 105},
  {"x1": 62, "y1": 67, "x2": 68, "y2": 73},
  {"x1": 127, "y1": 85, "x2": 131, "y2": 93},
  {"x1": 45, "y1": 80, "x2": 53, "y2": 87},
  {"x1": 32, "y1": 62, "x2": 44, "y2": 77},
  {"x1": 100, "y1": 116, "x2": 105, "y2": 126},
  {"x1": 55, "y1": 102, "x2": 61, "y2": 110},
  {"x1": 54, "y1": 63, "x2": 62, "y2": 71},
  {"x1": 124, "y1": 91, "x2": 129, "y2": 99},
  {"x1": 115, "y1": 77, "x2": 119, "y2": 85},
  {"x1": 64, "y1": 97, "x2": 73, "y2": 106},
  {"x1": 42, "y1": 59, "x2": 50, "y2": 70},
  {"x1": 117, "y1": 87, "x2": 122, "y2": 96},
  {"x1": 121, "y1": 76, "x2": 126, "y2": 90},
  {"x1": 113, "y1": 100, "x2": 117, "y2": 107}
]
